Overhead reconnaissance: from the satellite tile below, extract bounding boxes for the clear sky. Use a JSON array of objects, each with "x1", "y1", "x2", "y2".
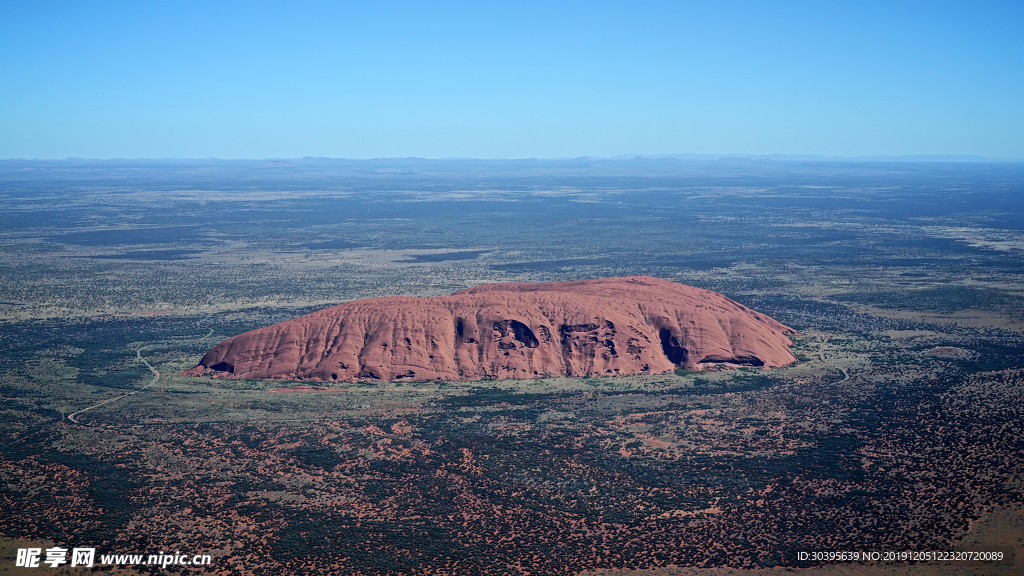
[{"x1": 2, "y1": 1, "x2": 1022, "y2": 159}]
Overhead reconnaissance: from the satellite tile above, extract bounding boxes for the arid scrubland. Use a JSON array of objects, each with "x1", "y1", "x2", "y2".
[{"x1": 1, "y1": 159, "x2": 1022, "y2": 574}]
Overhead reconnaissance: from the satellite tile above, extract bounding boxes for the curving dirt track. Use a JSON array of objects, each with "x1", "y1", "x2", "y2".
[
  {"x1": 67, "y1": 300, "x2": 220, "y2": 425},
  {"x1": 67, "y1": 347, "x2": 160, "y2": 425},
  {"x1": 817, "y1": 333, "x2": 849, "y2": 383}
]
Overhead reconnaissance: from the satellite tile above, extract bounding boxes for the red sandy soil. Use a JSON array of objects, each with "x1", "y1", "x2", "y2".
[{"x1": 186, "y1": 276, "x2": 796, "y2": 382}]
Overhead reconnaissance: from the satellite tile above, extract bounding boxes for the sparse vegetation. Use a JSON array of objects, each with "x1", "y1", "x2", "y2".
[{"x1": 1, "y1": 159, "x2": 1022, "y2": 574}]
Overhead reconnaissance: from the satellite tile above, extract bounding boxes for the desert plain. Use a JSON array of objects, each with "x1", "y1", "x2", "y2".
[{"x1": 0, "y1": 158, "x2": 1021, "y2": 575}]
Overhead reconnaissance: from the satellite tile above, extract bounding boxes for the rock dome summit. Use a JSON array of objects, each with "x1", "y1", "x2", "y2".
[{"x1": 186, "y1": 276, "x2": 797, "y2": 382}]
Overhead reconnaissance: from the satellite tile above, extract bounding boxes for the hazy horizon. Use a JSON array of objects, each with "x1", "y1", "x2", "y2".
[{"x1": 4, "y1": 153, "x2": 1023, "y2": 163}]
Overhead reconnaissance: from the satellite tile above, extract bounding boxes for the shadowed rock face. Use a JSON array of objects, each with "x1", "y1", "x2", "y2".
[{"x1": 185, "y1": 276, "x2": 797, "y2": 382}]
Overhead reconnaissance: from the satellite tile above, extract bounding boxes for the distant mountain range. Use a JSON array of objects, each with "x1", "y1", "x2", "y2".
[
  {"x1": 604, "y1": 153, "x2": 1022, "y2": 163},
  {"x1": 2, "y1": 154, "x2": 1021, "y2": 163}
]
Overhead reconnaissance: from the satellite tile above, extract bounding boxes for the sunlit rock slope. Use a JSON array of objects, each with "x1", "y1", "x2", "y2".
[{"x1": 186, "y1": 276, "x2": 797, "y2": 382}]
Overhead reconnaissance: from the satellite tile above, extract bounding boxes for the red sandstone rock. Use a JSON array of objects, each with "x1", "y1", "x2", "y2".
[{"x1": 185, "y1": 276, "x2": 797, "y2": 382}]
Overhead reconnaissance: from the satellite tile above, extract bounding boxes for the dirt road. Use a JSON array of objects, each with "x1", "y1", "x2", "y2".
[{"x1": 67, "y1": 347, "x2": 160, "y2": 425}]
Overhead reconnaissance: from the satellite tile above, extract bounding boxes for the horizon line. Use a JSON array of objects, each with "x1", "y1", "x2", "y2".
[{"x1": 2, "y1": 153, "x2": 1023, "y2": 163}]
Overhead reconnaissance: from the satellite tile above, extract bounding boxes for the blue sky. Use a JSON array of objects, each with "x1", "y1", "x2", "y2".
[{"x1": 2, "y1": 1, "x2": 1021, "y2": 159}]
